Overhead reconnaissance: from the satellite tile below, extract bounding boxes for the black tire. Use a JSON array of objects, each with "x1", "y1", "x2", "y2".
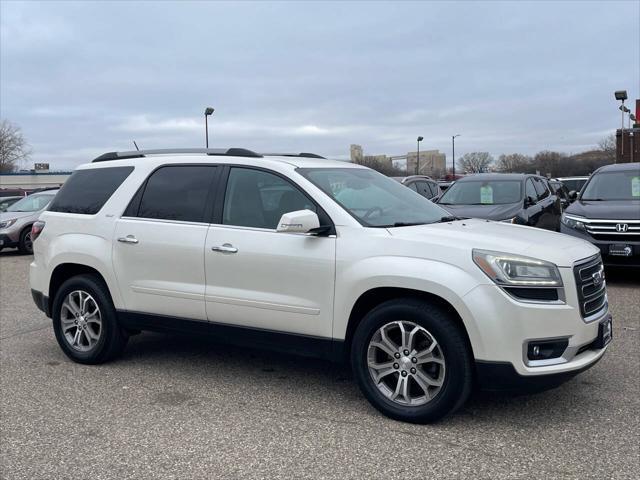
[
  {"x1": 350, "y1": 298, "x2": 473, "y2": 424},
  {"x1": 52, "y1": 274, "x2": 128, "y2": 364},
  {"x1": 18, "y1": 227, "x2": 33, "y2": 254}
]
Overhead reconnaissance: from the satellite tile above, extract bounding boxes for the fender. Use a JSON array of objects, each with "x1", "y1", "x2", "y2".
[
  {"x1": 333, "y1": 256, "x2": 487, "y2": 357},
  {"x1": 44, "y1": 232, "x2": 125, "y2": 309}
]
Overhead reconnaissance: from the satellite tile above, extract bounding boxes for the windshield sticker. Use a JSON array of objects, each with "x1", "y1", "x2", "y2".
[
  {"x1": 632, "y1": 176, "x2": 640, "y2": 197},
  {"x1": 480, "y1": 185, "x2": 494, "y2": 204}
]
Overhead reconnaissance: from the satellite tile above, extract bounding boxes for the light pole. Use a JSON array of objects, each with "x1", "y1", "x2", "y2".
[
  {"x1": 615, "y1": 91, "x2": 627, "y2": 160},
  {"x1": 204, "y1": 107, "x2": 215, "y2": 148},
  {"x1": 452, "y1": 134, "x2": 460, "y2": 179},
  {"x1": 416, "y1": 136, "x2": 424, "y2": 175}
]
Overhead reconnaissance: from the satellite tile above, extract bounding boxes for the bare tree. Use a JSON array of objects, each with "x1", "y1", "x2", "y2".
[
  {"x1": 532, "y1": 150, "x2": 566, "y2": 177},
  {"x1": 0, "y1": 120, "x2": 31, "y2": 173},
  {"x1": 355, "y1": 157, "x2": 404, "y2": 176},
  {"x1": 495, "y1": 153, "x2": 531, "y2": 173},
  {"x1": 597, "y1": 134, "x2": 616, "y2": 162},
  {"x1": 456, "y1": 152, "x2": 494, "y2": 173}
]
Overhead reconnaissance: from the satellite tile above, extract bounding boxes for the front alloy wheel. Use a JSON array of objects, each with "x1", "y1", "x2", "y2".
[
  {"x1": 351, "y1": 299, "x2": 472, "y2": 423},
  {"x1": 367, "y1": 321, "x2": 445, "y2": 406}
]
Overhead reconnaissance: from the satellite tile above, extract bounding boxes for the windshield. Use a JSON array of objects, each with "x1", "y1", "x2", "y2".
[
  {"x1": 439, "y1": 180, "x2": 522, "y2": 205},
  {"x1": 6, "y1": 193, "x2": 56, "y2": 212},
  {"x1": 581, "y1": 170, "x2": 640, "y2": 201},
  {"x1": 297, "y1": 167, "x2": 449, "y2": 227}
]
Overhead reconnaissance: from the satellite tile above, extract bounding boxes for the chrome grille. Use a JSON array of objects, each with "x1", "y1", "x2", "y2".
[
  {"x1": 573, "y1": 255, "x2": 607, "y2": 319},
  {"x1": 583, "y1": 218, "x2": 640, "y2": 242}
]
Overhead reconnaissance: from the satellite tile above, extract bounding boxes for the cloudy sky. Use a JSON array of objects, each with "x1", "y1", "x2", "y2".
[{"x1": 1, "y1": 0, "x2": 639, "y2": 170}]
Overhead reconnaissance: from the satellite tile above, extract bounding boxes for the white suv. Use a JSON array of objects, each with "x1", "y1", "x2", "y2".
[{"x1": 30, "y1": 148, "x2": 612, "y2": 423}]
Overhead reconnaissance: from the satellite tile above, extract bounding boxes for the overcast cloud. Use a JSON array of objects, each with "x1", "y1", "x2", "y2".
[{"x1": 1, "y1": 0, "x2": 639, "y2": 170}]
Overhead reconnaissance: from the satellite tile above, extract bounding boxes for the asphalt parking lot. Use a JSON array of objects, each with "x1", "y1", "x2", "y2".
[{"x1": 0, "y1": 252, "x2": 638, "y2": 479}]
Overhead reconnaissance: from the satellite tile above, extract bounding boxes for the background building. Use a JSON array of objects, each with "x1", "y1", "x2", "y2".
[{"x1": 350, "y1": 144, "x2": 446, "y2": 177}]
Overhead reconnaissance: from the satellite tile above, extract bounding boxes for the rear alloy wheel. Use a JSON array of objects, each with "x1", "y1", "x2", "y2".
[
  {"x1": 351, "y1": 299, "x2": 472, "y2": 423},
  {"x1": 52, "y1": 274, "x2": 128, "y2": 364},
  {"x1": 18, "y1": 228, "x2": 33, "y2": 254}
]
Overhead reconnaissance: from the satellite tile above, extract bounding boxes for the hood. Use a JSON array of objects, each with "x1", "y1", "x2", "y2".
[
  {"x1": 387, "y1": 218, "x2": 598, "y2": 267},
  {"x1": 438, "y1": 202, "x2": 522, "y2": 221},
  {"x1": 0, "y1": 211, "x2": 35, "y2": 222},
  {"x1": 565, "y1": 200, "x2": 640, "y2": 220}
]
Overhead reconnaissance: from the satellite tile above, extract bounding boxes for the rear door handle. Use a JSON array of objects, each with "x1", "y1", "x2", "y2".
[
  {"x1": 117, "y1": 235, "x2": 139, "y2": 244},
  {"x1": 211, "y1": 243, "x2": 238, "y2": 254}
]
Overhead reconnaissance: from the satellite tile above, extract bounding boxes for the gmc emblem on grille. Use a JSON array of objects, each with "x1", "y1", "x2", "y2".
[
  {"x1": 592, "y1": 271, "x2": 603, "y2": 286},
  {"x1": 615, "y1": 223, "x2": 629, "y2": 232}
]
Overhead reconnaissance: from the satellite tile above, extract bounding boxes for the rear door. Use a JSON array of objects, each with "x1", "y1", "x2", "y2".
[
  {"x1": 204, "y1": 166, "x2": 336, "y2": 337},
  {"x1": 533, "y1": 177, "x2": 558, "y2": 230},
  {"x1": 112, "y1": 165, "x2": 219, "y2": 320},
  {"x1": 524, "y1": 178, "x2": 543, "y2": 226}
]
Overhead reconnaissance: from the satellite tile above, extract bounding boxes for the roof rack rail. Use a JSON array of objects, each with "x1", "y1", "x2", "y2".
[
  {"x1": 92, "y1": 148, "x2": 262, "y2": 163},
  {"x1": 262, "y1": 152, "x2": 326, "y2": 159}
]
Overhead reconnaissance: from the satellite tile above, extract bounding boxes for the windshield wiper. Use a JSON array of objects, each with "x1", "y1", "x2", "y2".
[
  {"x1": 439, "y1": 216, "x2": 460, "y2": 222},
  {"x1": 582, "y1": 198, "x2": 606, "y2": 201},
  {"x1": 392, "y1": 222, "x2": 428, "y2": 227}
]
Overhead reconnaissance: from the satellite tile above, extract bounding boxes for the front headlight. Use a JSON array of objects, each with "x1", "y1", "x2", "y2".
[
  {"x1": 472, "y1": 249, "x2": 563, "y2": 287},
  {"x1": 0, "y1": 218, "x2": 17, "y2": 229},
  {"x1": 561, "y1": 213, "x2": 586, "y2": 231}
]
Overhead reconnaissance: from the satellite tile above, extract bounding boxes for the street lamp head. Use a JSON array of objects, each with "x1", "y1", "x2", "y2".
[
  {"x1": 453, "y1": 134, "x2": 460, "y2": 139},
  {"x1": 204, "y1": 107, "x2": 215, "y2": 116},
  {"x1": 619, "y1": 105, "x2": 631, "y2": 113},
  {"x1": 614, "y1": 90, "x2": 628, "y2": 101},
  {"x1": 417, "y1": 136, "x2": 424, "y2": 142},
  {"x1": 630, "y1": 113, "x2": 637, "y2": 122}
]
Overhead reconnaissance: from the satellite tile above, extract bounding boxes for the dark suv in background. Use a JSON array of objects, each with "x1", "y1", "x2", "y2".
[
  {"x1": 437, "y1": 173, "x2": 562, "y2": 231},
  {"x1": 561, "y1": 162, "x2": 640, "y2": 267},
  {"x1": 392, "y1": 175, "x2": 441, "y2": 201}
]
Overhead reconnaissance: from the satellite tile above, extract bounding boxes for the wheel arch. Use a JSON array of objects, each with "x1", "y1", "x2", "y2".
[
  {"x1": 343, "y1": 287, "x2": 475, "y2": 361},
  {"x1": 48, "y1": 263, "x2": 115, "y2": 316}
]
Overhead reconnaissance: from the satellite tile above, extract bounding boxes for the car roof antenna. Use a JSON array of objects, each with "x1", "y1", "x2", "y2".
[{"x1": 133, "y1": 140, "x2": 140, "y2": 151}]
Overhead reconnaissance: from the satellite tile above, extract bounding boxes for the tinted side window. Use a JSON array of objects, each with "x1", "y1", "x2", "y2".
[
  {"x1": 223, "y1": 168, "x2": 315, "y2": 229},
  {"x1": 533, "y1": 178, "x2": 549, "y2": 200},
  {"x1": 525, "y1": 179, "x2": 537, "y2": 201},
  {"x1": 415, "y1": 181, "x2": 432, "y2": 199},
  {"x1": 49, "y1": 167, "x2": 133, "y2": 215},
  {"x1": 406, "y1": 182, "x2": 418, "y2": 192},
  {"x1": 137, "y1": 166, "x2": 217, "y2": 222},
  {"x1": 428, "y1": 181, "x2": 439, "y2": 197}
]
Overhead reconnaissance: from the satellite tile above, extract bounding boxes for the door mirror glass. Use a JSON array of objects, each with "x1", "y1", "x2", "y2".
[
  {"x1": 568, "y1": 190, "x2": 578, "y2": 201},
  {"x1": 277, "y1": 209, "x2": 320, "y2": 234},
  {"x1": 525, "y1": 195, "x2": 536, "y2": 207}
]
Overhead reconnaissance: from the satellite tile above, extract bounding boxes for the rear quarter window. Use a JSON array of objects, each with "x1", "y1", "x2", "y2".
[{"x1": 48, "y1": 166, "x2": 134, "y2": 214}]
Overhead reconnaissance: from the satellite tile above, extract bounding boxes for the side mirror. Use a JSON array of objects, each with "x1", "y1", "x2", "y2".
[
  {"x1": 525, "y1": 196, "x2": 536, "y2": 207},
  {"x1": 277, "y1": 209, "x2": 320, "y2": 234},
  {"x1": 568, "y1": 190, "x2": 578, "y2": 201}
]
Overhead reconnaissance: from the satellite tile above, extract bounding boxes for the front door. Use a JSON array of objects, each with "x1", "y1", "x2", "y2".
[
  {"x1": 204, "y1": 167, "x2": 336, "y2": 337},
  {"x1": 113, "y1": 165, "x2": 219, "y2": 321}
]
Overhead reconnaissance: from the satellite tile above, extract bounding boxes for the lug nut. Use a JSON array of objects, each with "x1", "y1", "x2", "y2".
[
  {"x1": 401, "y1": 371, "x2": 408, "y2": 377},
  {"x1": 411, "y1": 357, "x2": 417, "y2": 364},
  {"x1": 393, "y1": 363, "x2": 399, "y2": 369},
  {"x1": 394, "y1": 352, "x2": 401, "y2": 359},
  {"x1": 403, "y1": 349, "x2": 410, "y2": 356},
  {"x1": 410, "y1": 368, "x2": 416, "y2": 374}
]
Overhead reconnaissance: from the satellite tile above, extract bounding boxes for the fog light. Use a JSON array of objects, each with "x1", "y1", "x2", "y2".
[{"x1": 527, "y1": 339, "x2": 568, "y2": 361}]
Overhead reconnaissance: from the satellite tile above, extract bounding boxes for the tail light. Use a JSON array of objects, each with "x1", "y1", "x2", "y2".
[{"x1": 31, "y1": 221, "x2": 46, "y2": 242}]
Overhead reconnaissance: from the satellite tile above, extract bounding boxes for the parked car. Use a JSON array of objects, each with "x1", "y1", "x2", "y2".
[
  {"x1": 561, "y1": 162, "x2": 640, "y2": 267},
  {"x1": 549, "y1": 180, "x2": 572, "y2": 210},
  {"x1": 0, "y1": 196, "x2": 22, "y2": 213},
  {"x1": 30, "y1": 148, "x2": 611, "y2": 424},
  {"x1": 437, "y1": 181, "x2": 453, "y2": 192},
  {"x1": 392, "y1": 175, "x2": 441, "y2": 201},
  {"x1": 0, "y1": 190, "x2": 58, "y2": 253},
  {"x1": 437, "y1": 173, "x2": 562, "y2": 231},
  {"x1": 554, "y1": 176, "x2": 589, "y2": 193}
]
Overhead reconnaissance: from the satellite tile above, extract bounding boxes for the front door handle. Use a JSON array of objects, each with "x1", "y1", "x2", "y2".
[
  {"x1": 211, "y1": 243, "x2": 238, "y2": 254},
  {"x1": 117, "y1": 235, "x2": 139, "y2": 244}
]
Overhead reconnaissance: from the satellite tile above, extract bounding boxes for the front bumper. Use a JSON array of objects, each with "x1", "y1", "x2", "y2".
[
  {"x1": 0, "y1": 233, "x2": 18, "y2": 248},
  {"x1": 475, "y1": 353, "x2": 604, "y2": 392},
  {"x1": 560, "y1": 225, "x2": 640, "y2": 267},
  {"x1": 461, "y1": 265, "x2": 610, "y2": 379}
]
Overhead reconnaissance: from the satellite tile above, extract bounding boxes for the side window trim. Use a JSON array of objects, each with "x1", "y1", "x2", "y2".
[{"x1": 213, "y1": 165, "x2": 335, "y2": 234}]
